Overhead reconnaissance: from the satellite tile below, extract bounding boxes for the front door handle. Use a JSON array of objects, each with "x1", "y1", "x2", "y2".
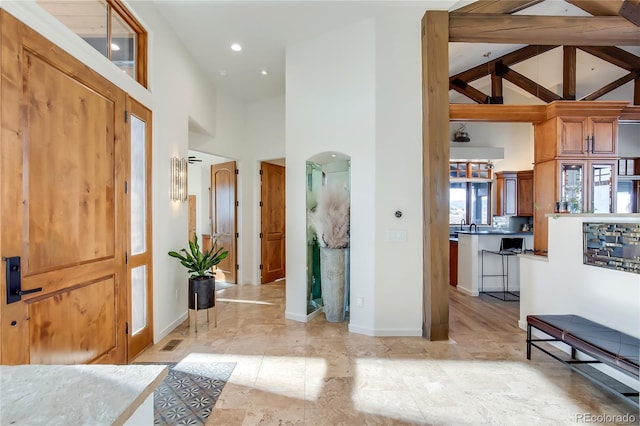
[{"x1": 3, "y1": 256, "x2": 42, "y2": 304}]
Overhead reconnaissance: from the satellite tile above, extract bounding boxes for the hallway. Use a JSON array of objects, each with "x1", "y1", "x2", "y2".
[{"x1": 135, "y1": 282, "x2": 633, "y2": 425}]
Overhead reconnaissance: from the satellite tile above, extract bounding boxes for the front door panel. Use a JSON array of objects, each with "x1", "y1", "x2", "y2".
[{"x1": 1, "y1": 12, "x2": 127, "y2": 364}]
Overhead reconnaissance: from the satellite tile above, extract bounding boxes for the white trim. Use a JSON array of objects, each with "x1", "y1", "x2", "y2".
[
  {"x1": 456, "y1": 286, "x2": 478, "y2": 297},
  {"x1": 348, "y1": 323, "x2": 422, "y2": 337},
  {"x1": 306, "y1": 307, "x2": 323, "y2": 321},
  {"x1": 285, "y1": 311, "x2": 309, "y2": 322},
  {"x1": 155, "y1": 312, "x2": 187, "y2": 342}
]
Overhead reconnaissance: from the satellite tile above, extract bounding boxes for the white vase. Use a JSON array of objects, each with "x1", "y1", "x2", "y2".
[{"x1": 320, "y1": 247, "x2": 346, "y2": 322}]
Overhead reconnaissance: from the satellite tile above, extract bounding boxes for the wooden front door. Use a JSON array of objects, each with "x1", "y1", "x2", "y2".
[
  {"x1": 260, "y1": 162, "x2": 286, "y2": 284},
  {"x1": 210, "y1": 161, "x2": 237, "y2": 283},
  {"x1": 0, "y1": 12, "x2": 127, "y2": 364}
]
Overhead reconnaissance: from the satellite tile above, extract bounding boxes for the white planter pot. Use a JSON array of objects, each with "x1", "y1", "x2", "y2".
[{"x1": 320, "y1": 247, "x2": 346, "y2": 322}]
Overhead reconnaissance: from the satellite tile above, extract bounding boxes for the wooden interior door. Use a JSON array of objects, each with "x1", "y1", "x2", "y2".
[
  {"x1": 126, "y1": 99, "x2": 153, "y2": 361},
  {"x1": 211, "y1": 161, "x2": 237, "y2": 283},
  {"x1": 260, "y1": 162, "x2": 286, "y2": 284},
  {"x1": 188, "y1": 195, "x2": 197, "y2": 242},
  {"x1": 0, "y1": 11, "x2": 127, "y2": 364}
]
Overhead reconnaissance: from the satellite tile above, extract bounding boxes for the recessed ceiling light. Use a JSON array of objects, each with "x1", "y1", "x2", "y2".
[
  {"x1": 219, "y1": 69, "x2": 228, "y2": 77},
  {"x1": 230, "y1": 43, "x2": 242, "y2": 52},
  {"x1": 111, "y1": 42, "x2": 120, "y2": 51},
  {"x1": 260, "y1": 70, "x2": 268, "y2": 76},
  {"x1": 331, "y1": 154, "x2": 337, "y2": 158}
]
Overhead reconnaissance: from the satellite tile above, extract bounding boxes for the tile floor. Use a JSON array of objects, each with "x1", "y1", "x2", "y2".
[{"x1": 134, "y1": 282, "x2": 637, "y2": 425}]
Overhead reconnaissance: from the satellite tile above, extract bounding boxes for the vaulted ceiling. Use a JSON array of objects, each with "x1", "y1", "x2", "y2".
[{"x1": 448, "y1": 0, "x2": 640, "y2": 105}]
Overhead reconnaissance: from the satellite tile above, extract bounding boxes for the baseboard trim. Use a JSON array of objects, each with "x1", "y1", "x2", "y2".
[
  {"x1": 456, "y1": 286, "x2": 478, "y2": 296},
  {"x1": 285, "y1": 311, "x2": 308, "y2": 322},
  {"x1": 348, "y1": 323, "x2": 422, "y2": 337},
  {"x1": 155, "y1": 312, "x2": 188, "y2": 343}
]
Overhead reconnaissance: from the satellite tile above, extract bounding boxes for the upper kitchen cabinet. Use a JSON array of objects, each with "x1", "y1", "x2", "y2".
[
  {"x1": 495, "y1": 170, "x2": 534, "y2": 217},
  {"x1": 534, "y1": 101, "x2": 629, "y2": 163}
]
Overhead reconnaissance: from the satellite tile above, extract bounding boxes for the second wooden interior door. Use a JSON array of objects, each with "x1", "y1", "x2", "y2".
[{"x1": 261, "y1": 162, "x2": 286, "y2": 284}]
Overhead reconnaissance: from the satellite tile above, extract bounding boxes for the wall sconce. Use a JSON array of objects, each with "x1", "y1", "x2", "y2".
[{"x1": 171, "y1": 156, "x2": 188, "y2": 202}]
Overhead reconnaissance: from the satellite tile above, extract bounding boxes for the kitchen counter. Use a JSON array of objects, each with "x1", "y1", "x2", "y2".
[
  {"x1": 457, "y1": 230, "x2": 533, "y2": 235},
  {"x1": 0, "y1": 364, "x2": 167, "y2": 425},
  {"x1": 456, "y1": 232, "x2": 534, "y2": 296}
]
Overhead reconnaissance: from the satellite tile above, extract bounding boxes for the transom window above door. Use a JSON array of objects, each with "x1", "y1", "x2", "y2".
[{"x1": 36, "y1": 0, "x2": 147, "y2": 87}]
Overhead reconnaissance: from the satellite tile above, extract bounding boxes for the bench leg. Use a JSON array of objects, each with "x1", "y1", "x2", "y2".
[{"x1": 527, "y1": 323, "x2": 532, "y2": 360}]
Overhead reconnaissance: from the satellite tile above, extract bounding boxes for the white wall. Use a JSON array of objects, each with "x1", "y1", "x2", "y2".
[
  {"x1": 286, "y1": 14, "x2": 426, "y2": 335},
  {"x1": 520, "y1": 214, "x2": 640, "y2": 336},
  {"x1": 1, "y1": 1, "x2": 224, "y2": 341},
  {"x1": 520, "y1": 214, "x2": 640, "y2": 388},
  {"x1": 245, "y1": 95, "x2": 286, "y2": 285},
  {"x1": 286, "y1": 19, "x2": 377, "y2": 327},
  {"x1": 372, "y1": 13, "x2": 424, "y2": 335},
  {"x1": 449, "y1": 122, "x2": 534, "y2": 172}
]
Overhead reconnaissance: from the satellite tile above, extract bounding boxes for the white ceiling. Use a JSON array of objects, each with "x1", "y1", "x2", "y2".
[{"x1": 153, "y1": 0, "x2": 639, "y2": 104}]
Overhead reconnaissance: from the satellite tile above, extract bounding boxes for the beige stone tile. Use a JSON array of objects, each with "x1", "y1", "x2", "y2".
[
  {"x1": 243, "y1": 406, "x2": 305, "y2": 425},
  {"x1": 134, "y1": 281, "x2": 635, "y2": 426},
  {"x1": 205, "y1": 408, "x2": 246, "y2": 425}
]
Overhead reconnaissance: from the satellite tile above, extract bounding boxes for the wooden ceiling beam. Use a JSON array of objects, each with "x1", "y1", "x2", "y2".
[
  {"x1": 563, "y1": 46, "x2": 577, "y2": 100},
  {"x1": 580, "y1": 71, "x2": 638, "y2": 101},
  {"x1": 450, "y1": 79, "x2": 490, "y2": 104},
  {"x1": 620, "y1": 0, "x2": 640, "y2": 27},
  {"x1": 449, "y1": 14, "x2": 640, "y2": 45},
  {"x1": 449, "y1": 104, "x2": 546, "y2": 122},
  {"x1": 449, "y1": 45, "x2": 557, "y2": 85},
  {"x1": 498, "y1": 63, "x2": 563, "y2": 103},
  {"x1": 452, "y1": 0, "x2": 543, "y2": 14},
  {"x1": 577, "y1": 46, "x2": 640, "y2": 71},
  {"x1": 565, "y1": 0, "x2": 623, "y2": 17}
]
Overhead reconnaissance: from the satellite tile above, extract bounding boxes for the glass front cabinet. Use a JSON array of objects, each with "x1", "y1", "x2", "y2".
[{"x1": 559, "y1": 160, "x2": 616, "y2": 214}]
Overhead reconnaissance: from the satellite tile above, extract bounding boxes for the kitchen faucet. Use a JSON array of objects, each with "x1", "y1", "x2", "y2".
[
  {"x1": 460, "y1": 219, "x2": 466, "y2": 231},
  {"x1": 470, "y1": 223, "x2": 477, "y2": 232}
]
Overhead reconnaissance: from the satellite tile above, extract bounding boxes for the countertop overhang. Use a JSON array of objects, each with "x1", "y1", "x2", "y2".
[{"x1": 0, "y1": 364, "x2": 167, "y2": 425}]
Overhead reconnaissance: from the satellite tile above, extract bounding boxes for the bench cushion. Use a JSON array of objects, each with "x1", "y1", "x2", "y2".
[{"x1": 527, "y1": 314, "x2": 639, "y2": 378}]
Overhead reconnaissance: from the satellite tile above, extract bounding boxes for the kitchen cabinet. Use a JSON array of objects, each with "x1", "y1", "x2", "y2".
[
  {"x1": 534, "y1": 102, "x2": 627, "y2": 164},
  {"x1": 533, "y1": 101, "x2": 627, "y2": 254},
  {"x1": 495, "y1": 170, "x2": 534, "y2": 216},
  {"x1": 517, "y1": 170, "x2": 534, "y2": 216},
  {"x1": 533, "y1": 159, "x2": 617, "y2": 253},
  {"x1": 449, "y1": 239, "x2": 458, "y2": 287},
  {"x1": 556, "y1": 116, "x2": 618, "y2": 158}
]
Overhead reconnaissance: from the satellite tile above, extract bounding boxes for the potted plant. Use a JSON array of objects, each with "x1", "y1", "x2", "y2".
[
  {"x1": 309, "y1": 186, "x2": 350, "y2": 322},
  {"x1": 168, "y1": 235, "x2": 228, "y2": 311}
]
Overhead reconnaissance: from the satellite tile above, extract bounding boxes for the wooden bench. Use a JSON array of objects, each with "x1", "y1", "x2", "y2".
[{"x1": 527, "y1": 314, "x2": 639, "y2": 407}]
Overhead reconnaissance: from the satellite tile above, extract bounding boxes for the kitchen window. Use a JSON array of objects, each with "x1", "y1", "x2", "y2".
[{"x1": 450, "y1": 162, "x2": 492, "y2": 225}]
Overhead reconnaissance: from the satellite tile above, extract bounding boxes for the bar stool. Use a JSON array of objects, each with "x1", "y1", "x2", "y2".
[{"x1": 481, "y1": 237, "x2": 524, "y2": 301}]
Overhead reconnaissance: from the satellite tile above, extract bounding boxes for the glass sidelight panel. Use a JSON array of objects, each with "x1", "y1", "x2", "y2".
[
  {"x1": 561, "y1": 164, "x2": 583, "y2": 213},
  {"x1": 130, "y1": 115, "x2": 146, "y2": 254},
  {"x1": 131, "y1": 265, "x2": 147, "y2": 335},
  {"x1": 592, "y1": 164, "x2": 613, "y2": 214}
]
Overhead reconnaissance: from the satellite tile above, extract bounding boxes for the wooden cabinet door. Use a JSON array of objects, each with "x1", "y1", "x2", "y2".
[
  {"x1": 449, "y1": 240, "x2": 458, "y2": 287},
  {"x1": 517, "y1": 170, "x2": 534, "y2": 216},
  {"x1": 558, "y1": 117, "x2": 588, "y2": 157},
  {"x1": 589, "y1": 117, "x2": 617, "y2": 157},
  {"x1": 495, "y1": 172, "x2": 517, "y2": 216}
]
